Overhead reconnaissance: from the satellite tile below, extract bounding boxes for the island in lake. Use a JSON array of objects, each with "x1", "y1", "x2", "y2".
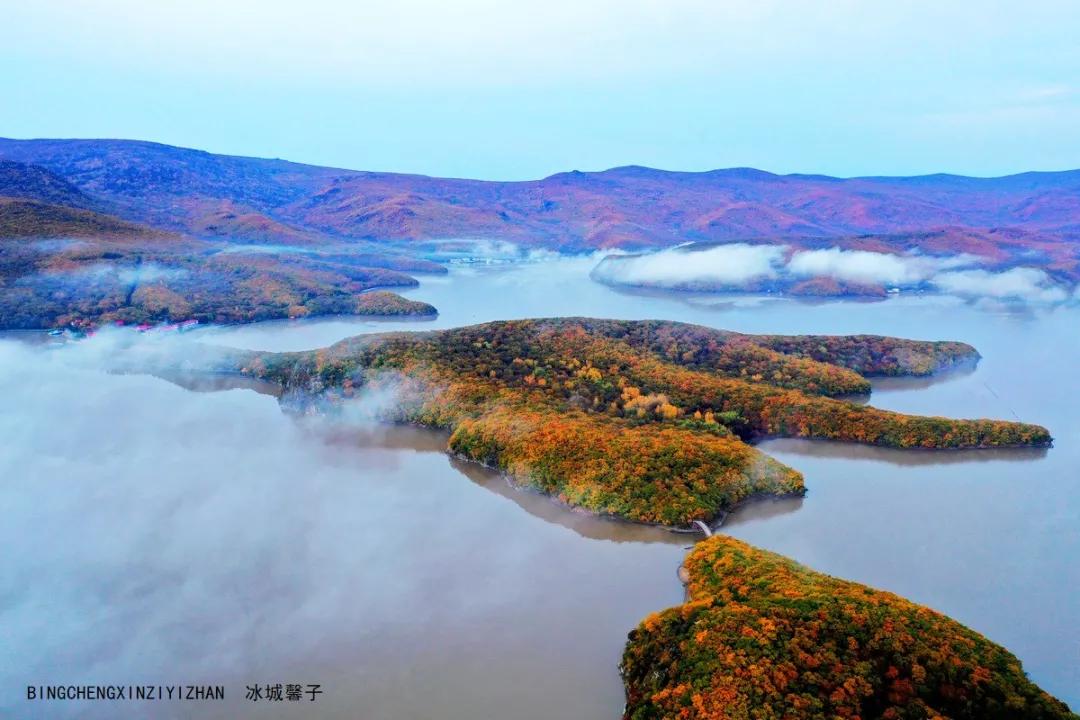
[
  {"x1": 237, "y1": 318, "x2": 1049, "y2": 527},
  {"x1": 623, "y1": 535, "x2": 1076, "y2": 719},
  {"x1": 4, "y1": 135, "x2": 1078, "y2": 717},
  {"x1": 216, "y1": 317, "x2": 1071, "y2": 717}
]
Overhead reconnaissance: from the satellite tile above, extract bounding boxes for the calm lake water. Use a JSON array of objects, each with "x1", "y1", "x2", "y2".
[{"x1": 2, "y1": 256, "x2": 1077, "y2": 717}]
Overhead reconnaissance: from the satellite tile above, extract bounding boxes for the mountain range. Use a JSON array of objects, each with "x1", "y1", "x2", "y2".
[
  {"x1": 1, "y1": 137, "x2": 1078, "y2": 329},
  {"x1": 1, "y1": 137, "x2": 1078, "y2": 251}
]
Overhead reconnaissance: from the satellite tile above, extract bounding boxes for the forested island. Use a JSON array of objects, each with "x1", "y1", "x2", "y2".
[
  {"x1": 225, "y1": 316, "x2": 1074, "y2": 717},
  {"x1": 622, "y1": 536, "x2": 1077, "y2": 719},
  {"x1": 238, "y1": 318, "x2": 1049, "y2": 528}
]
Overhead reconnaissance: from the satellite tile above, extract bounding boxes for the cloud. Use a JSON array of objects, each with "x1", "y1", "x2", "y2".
[
  {"x1": 592, "y1": 244, "x2": 785, "y2": 288},
  {"x1": 116, "y1": 264, "x2": 187, "y2": 284},
  {"x1": 0, "y1": 328, "x2": 694, "y2": 719},
  {"x1": 591, "y1": 244, "x2": 1074, "y2": 303},
  {"x1": 932, "y1": 267, "x2": 1069, "y2": 303},
  {"x1": 31, "y1": 239, "x2": 88, "y2": 253},
  {"x1": 42, "y1": 262, "x2": 187, "y2": 284},
  {"x1": 785, "y1": 248, "x2": 982, "y2": 286},
  {"x1": 786, "y1": 248, "x2": 936, "y2": 285},
  {"x1": 0, "y1": 331, "x2": 569, "y2": 717},
  {"x1": 428, "y1": 239, "x2": 580, "y2": 266}
]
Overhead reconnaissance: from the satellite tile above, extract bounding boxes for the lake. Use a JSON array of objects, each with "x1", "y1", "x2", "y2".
[{"x1": 2, "y1": 256, "x2": 1077, "y2": 717}]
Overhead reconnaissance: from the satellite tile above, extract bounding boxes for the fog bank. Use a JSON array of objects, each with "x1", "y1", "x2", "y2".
[
  {"x1": 591, "y1": 243, "x2": 784, "y2": 287},
  {"x1": 0, "y1": 330, "x2": 684, "y2": 719},
  {"x1": 592, "y1": 244, "x2": 1074, "y2": 303}
]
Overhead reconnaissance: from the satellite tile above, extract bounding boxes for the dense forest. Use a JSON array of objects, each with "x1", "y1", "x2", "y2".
[
  {"x1": 0, "y1": 200, "x2": 439, "y2": 329},
  {"x1": 239, "y1": 318, "x2": 1049, "y2": 527},
  {"x1": 0, "y1": 197, "x2": 156, "y2": 239},
  {"x1": 621, "y1": 535, "x2": 1077, "y2": 719},
  {"x1": 0, "y1": 159, "x2": 444, "y2": 328}
]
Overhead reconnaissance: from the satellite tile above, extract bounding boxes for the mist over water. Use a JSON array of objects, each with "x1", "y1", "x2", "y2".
[
  {"x1": 0, "y1": 331, "x2": 687, "y2": 720},
  {"x1": 3, "y1": 257, "x2": 1079, "y2": 716},
  {"x1": 589, "y1": 245, "x2": 1073, "y2": 301}
]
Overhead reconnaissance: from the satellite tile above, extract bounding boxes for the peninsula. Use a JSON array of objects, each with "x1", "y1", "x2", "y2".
[
  {"x1": 622, "y1": 536, "x2": 1077, "y2": 719},
  {"x1": 237, "y1": 318, "x2": 1050, "y2": 528}
]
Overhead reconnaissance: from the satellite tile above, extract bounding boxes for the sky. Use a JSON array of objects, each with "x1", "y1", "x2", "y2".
[{"x1": 2, "y1": 0, "x2": 1078, "y2": 180}]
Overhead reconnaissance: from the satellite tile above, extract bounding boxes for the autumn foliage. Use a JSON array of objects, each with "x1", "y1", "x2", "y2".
[
  {"x1": 447, "y1": 404, "x2": 799, "y2": 524},
  {"x1": 243, "y1": 318, "x2": 1050, "y2": 527},
  {"x1": 0, "y1": 231, "x2": 437, "y2": 328},
  {"x1": 621, "y1": 535, "x2": 1077, "y2": 719}
]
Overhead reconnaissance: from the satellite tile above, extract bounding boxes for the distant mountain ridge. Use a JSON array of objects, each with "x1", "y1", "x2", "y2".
[
  {"x1": 0, "y1": 138, "x2": 1077, "y2": 252},
  {"x1": 0, "y1": 159, "x2": 99, "y2": 210},
  {"x1": 0, "y1": 142, "x2": 447, "y2": 330},
  {"x1": 0, "y1": 197, "x2": 165, "y2": 240}
]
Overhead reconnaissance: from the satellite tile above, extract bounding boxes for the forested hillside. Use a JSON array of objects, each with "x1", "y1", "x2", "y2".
[
  {"x1": 239, "y1": 318, "x2": 1049, "y2": 527},
  {"x1": 621, "y1": 535, "x2": 1077, "y2": 719},
  {"x1": 1, "y1": 138, "x2": 1077, "y2": 255}
]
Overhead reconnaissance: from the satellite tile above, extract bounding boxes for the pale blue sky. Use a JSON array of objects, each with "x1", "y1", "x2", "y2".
[{"x1": 2, "y1": 0, "x2": 1078, "y2": 179}]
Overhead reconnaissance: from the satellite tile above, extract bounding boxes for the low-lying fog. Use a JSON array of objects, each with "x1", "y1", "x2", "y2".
[
  {"x1": 0, "y1": 332, "x2": 687, "y2": 719},
  {"x1": 3, "y1": 257, "x2": 1079, "y2": 717},
  {"x1": 590, "y1": 243, "x2": 1075, "y2": 302}
]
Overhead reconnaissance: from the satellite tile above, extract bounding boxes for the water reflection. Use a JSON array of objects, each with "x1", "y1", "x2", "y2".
[
  {"x1": 193, "y1": 261, "x2": 1074, "y2": 706},
  {"x1": 0, "y1": 338, "x2": 688, "y2": 720},
  {"x1": 722, "y1": 496, "x2": 806, "y2": 529},
  {"x1": 450, "y1": 457, "x2": 694, "y2": 545},
  {"x1": 149, "y1": 373, "x2": 807, "y2": 546},
  {"x1": 4, "y1": 260, "x2": 1079, "y2": 714},
  {"x1": 758, "y1": 437, "x2": 1049, "y2": 466},
  {"x1": 869, "y1": 358, "x2": 979, "y2": 393},
  {"x1": 150, "y1": 369, "x2": 283, "y2": 397}
]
